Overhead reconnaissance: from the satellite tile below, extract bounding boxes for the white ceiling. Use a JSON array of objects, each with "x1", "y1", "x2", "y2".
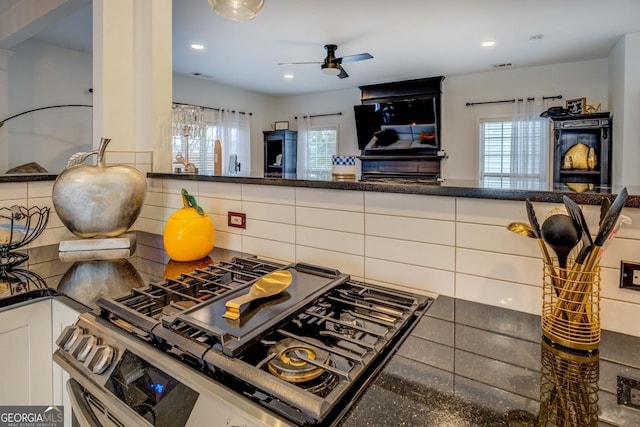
[{"x1": 5, "y1": 0, "x2": 640, "y2": 96}]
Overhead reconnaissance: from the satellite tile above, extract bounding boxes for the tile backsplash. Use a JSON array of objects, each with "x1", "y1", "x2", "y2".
[{"x1": 4, "y1": 177, "x2": 639, "y2": 338}]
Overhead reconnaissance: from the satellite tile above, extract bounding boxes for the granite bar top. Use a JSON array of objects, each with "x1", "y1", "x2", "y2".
[
  {"x1": 8, "y1": 232, "x2": 640, "y2": 426},
  {"x1": 147, "y1": 172, "x2": 640, "y2": 208},
  {"x1": 3, "y1": 172, "x2": 640, "y2": 207}
]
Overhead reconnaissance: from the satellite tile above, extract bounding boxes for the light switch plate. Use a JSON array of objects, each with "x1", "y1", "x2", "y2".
[{"x1": 228, "y1": 212, "x2": 246, "y2": 229}]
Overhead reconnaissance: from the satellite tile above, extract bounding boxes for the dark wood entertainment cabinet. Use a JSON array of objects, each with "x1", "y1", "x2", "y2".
[{"x1": 356, "y1": 76, "x2": 445, "y2": 179}]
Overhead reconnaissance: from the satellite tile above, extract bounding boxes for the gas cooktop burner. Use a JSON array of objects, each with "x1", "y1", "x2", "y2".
[
  {"x1": 59, "y1": 256, "x2": 434, "y2": 427},
  {"x1": 267, "y1": 337, "x2": 330, "y2": 383}
]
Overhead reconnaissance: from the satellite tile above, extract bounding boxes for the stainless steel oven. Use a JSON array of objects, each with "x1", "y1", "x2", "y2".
[{"x1": 54, "y1": 256, "x2": 432, "y2": 426}]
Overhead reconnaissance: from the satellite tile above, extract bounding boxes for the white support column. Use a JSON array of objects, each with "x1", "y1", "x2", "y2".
[
  {"x1": 92, "y1": 0, "x2": 172, "y2": 172},
  {"x1": 0, "y1": 50, "x2": 13, "y2": 173}
]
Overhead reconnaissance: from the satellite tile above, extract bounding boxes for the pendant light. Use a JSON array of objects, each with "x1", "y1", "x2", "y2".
[{"x1": 208, "y1": 0, "x2": 265, "y2": 21}]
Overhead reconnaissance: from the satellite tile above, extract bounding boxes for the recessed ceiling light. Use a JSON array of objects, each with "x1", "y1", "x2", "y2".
[
  {"x1": 191, "y1": 44, "x2": 204, "y2": 50},
  {"x1": 284, "y1": 74, "x2": 294, "y2": 79},
  {"x1": 481, "y1": 41, "x2": 496, "y2": 47},
  {"x1": 529, "y1": 34, "x2": 544, "y2": 43}
]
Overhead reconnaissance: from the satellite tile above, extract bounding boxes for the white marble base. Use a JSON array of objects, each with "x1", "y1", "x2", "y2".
[{"x1": 58, "y1": 233, "x2": 137, "y2": 261}]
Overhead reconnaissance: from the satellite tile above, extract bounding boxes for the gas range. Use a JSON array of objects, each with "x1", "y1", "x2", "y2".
[{"x1": 54, "y1": 256, "x2": 432, "y2": 426}]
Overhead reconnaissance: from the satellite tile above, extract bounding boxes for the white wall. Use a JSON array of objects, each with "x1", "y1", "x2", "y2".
[
  {"x1": 7, "y1": 39, "x2": 92, "y2": 173},
  {"x1": 272, "y1": 88, "x2": 362, "y2": 156},
  {"x1": 609, "y1": 33, "x2": 640, "y2": 187},
  {"x1": 442, "y1": 60, "x2": 609, "y2": 180}
]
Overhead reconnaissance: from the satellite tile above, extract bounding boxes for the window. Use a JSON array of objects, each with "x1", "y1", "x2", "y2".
[
  {"x1": 307, "y1": 127, "x2": 337, "y2": 172},
  {"x1": 171, "y1": 107, "x2": 251, "y2": 176},
  {"x1": 479, "y1": 118, "x2": 547, "y2": 187}
]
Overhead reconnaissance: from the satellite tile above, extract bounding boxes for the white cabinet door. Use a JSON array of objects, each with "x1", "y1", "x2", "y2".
[
  {"x1": 0, "y1": 299, "x2": 53, "y2": 405},
  {"x1": 51, "y1": 298, "x2": 82, "y2": 427}
]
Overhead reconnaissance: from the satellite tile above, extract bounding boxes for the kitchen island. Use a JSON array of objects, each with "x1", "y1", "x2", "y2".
[{"x1": 15, "y1": 232, "x2": 640, "y2": 426}]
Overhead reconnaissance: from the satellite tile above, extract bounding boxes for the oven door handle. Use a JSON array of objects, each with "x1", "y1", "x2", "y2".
[{"x1": 67, "y1": 378, "x2": 102, "y2": 427}]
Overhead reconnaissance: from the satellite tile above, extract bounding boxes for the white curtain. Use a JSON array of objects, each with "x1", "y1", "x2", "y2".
[
  {"x1": 296, "y1": 114, "x2": 311, "y2": 175},
  {"x1": 511, "y1": 96, "x2": 549, "y2": 181},
  {"x1": 213, "y1": 109, "x2": 251, "y2": 176}
]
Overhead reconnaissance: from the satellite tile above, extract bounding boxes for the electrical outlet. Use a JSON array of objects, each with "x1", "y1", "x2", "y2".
[
  {"x1": 620, "y1": 261, "x2": 640, "y2": 291},
  {"x1": 617, "y1": 376, "x2": 640, "y2": 409},
  {"x1": 228, "y1": 212, "x2": 246, "y2": 229}
]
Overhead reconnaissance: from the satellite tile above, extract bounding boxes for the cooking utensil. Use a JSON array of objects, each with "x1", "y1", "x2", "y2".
[
  {"x1": 526, "y1": 199, "x2": 561, "y2": 294},
  {"x1": 223, "y1": 270, "x2": 293, "y2": 320},
  {"x1": 507, "y1": 222, "x2": 536, "y2": 239},
  {"x1": 599, "y1": 196, "x2": 611, "y2": 226},
  {"x1": 557, "y1": 187, "x2": 628, "y2": 322},
  {"x1": 583, "y1": 187, "x2": 628, "y2": 273},
  {"x1": 541, "y1": 214, "x2": 581, "y2": 275},
  {"x1": 562, "y1": 196, "x2": 593, "y2": 265}
]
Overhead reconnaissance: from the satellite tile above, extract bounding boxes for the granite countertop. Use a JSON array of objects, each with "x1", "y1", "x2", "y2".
[
  {"x1": 342, "y1": 296, "x2": 640, "y2": 426},
  {"x1": 12, "y1": 232, "x2": 640, "y2": 426},
  {"x1": 4, "y1": 172, "x2": 640, "y2": 207}
]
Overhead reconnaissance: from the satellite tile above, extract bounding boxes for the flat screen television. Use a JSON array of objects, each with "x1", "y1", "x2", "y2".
[{"x1": 354, "y1": 97, "x2": 440, "y2": 153}]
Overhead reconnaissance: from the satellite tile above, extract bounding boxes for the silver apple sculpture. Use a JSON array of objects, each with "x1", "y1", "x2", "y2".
[{"x1": 52, "y1": 137, "x2": 147, "y2": 238}]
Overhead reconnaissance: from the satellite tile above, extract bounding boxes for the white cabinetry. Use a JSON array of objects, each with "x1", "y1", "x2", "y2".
[
  {"x1": 0, "y1": 299, "x2": 53, "y2": 404},
  {"x1": 51, "y1": 298, "x2": 82, "y2": 427}
]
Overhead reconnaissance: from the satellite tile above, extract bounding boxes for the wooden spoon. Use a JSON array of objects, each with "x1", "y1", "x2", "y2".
[{"x1": 223, "y1": 270, "x2": 293, "y2": 320}]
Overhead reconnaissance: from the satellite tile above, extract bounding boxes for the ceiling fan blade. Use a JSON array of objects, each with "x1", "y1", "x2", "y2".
[
  {"x1": 339, "y1": 53, "x2": 373, "y2": 63},
  {"x1": 337, "y1": 67, "x2": 349, "y2": 79},
  {"x1": 278, "y1": 61, "x2": 322, "y2": 66}
]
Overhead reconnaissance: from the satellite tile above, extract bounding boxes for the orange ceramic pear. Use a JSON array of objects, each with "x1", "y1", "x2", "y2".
[{"x1": 163, "y1": 189, "x2": 215, "y2": 262}]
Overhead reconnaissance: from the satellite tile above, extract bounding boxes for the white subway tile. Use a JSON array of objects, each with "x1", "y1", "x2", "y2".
[
  {"x1": 365, "y1": 258, "x2": 454, "y2": 296},
  {"x1": 296, "y1": 225, "x2": 364, "y2": 256},
  {"x1": 366, "y1": 213, "x2": 455, "y2": 245},
  {"x1": 457, "y1": 198, "x2": 563, "y2": 226},
  {"x1": 456, "y1": 248, "x2": 541, "y2": 287},
  {"x1": 600, "y1": 266, "x2": 640, "y2": 304},
  {"x1": 296, "y1": 246, "x2": 364, "y2": 278},
  {"x1": 164, "y1": 179, "x2": 193, "y2": 195},
  {"x1": 144, "y1": 191, "x2": 163, "y2": 207},
  {"x1": 366, "y1": 236, "x2": 455, "y2": 271},
  {"x1": 296, "y1": 188, "x2": 363, "y2": 212},
  {"x1": 246, "y1": 219, "x2": 295, "y2": 244},
  {"x1": 199, "y1": 182, "x2": 242, "y2": 200},
  {"x1": 599, "y1": 237, "x2": 640, "y2": 269},
  {"x1": 243, "y1": 201, "x2": 295, "y2": 224},
  {"x1": 296, "y1": 206, "x2": 364, "y2": 233},
  {"x1": 457, "y1": 222, "x2": 540, "y2": 258},
  {"x1": 0, "y1": 183, "x2": 27, "y2": 201},
  {"x1": 140, "y1": 204, "x2": 164, "y2": 221},
  {"x1": 455, "y1": 273, "x2": 541, "y2": 315},
  {"x1": 28, "y1": 181, "x2": 53, "y2": 198},
  {"x1": 198, "y1": 196, "x2": 242, "y2": 217},
  {"x1": 105, "y1": 151, "x2": 135, "y2": 164},
  {"x1": 365, "y1": 192, "x2": 455, "y2": 221},
  {"x1": 242, "y1": 184, "x2": 294, "y2": 205},
  {"x1": 136, "y1": 218, "x2": 164, "y2": 236},
  {"x1": 215, "y1": 231, "x2": 242, "y2": 251},
  {"x1": 135, "y1": 151, "x2": 153, "y2": 164},
  {"x1": 242, "y1": 236, "x2": 295, "y2": 263},
  {"x1": 601, "y1": 298, "x2": 640, "y2": 336},
  {"x1": 0, "y1": 198, "x2": 27, "y2": 209}
]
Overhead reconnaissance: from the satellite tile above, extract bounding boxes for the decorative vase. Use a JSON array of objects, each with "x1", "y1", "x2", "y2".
[
  {"x1": 52, "y1": 138, "x2": 147, "y2": 238},
  {"x1": 163, "y1": 189, "x2": 215, "y2": 262}
]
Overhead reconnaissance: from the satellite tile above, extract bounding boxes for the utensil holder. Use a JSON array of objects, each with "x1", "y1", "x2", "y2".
[
  {"x1": 541, "y1": 258, "x2": 601, "y2": 351},
  {"x1": 538, "y1": 338, "x2": 599, "y2": 427}
]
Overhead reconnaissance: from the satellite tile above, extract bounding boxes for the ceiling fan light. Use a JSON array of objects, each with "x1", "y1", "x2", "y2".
[
  {"x1": 208, "y1": 0, "x2": 265, "y2": 21},
  {"x1": 321, "y1": 63, "x2": 341, "y2": 75}
]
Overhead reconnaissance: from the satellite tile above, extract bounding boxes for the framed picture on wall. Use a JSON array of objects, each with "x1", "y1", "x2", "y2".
[
  {"x1": 274, "y1": 121, "x2": 289, "y2": 130},
  {"x1": 565, "y1": 98, "x2": 586, "y2": 115}
]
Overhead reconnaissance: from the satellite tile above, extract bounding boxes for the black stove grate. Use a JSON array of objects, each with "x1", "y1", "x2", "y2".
[{"x1": 95, "y1": 256, "x2": 433, "y2": 426}]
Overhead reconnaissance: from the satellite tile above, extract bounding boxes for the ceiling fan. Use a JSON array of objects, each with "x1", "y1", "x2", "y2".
[{"x1": 278, "y1": 44, "x2": 373, "y2": 79}]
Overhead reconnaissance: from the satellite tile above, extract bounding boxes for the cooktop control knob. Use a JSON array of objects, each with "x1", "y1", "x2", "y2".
[
  {"x1": 84, "y1": 344, "x2": 116, "y2": 375},
  {"x1": 56, "y1": 325, "x2": 84, "y2": 350},
  {"x1": 70, "y1": 334, "x2": 98, "y2": 362}
]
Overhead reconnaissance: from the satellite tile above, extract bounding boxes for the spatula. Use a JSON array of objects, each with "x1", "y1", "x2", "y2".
[
  {"x1": 223, "y1": 270, "x2": 293, "y2": 320},
  {"x1": 562, "y1": 196, "x2": 593, "y2": 265}
]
